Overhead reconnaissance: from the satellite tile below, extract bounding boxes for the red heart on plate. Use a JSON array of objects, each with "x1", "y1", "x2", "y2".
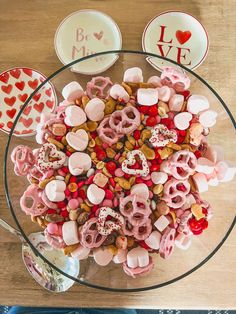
[
  {"x1": 23, "y1": 68, "x2": 33, "y2": 77},
  {"x1": 176, "y1": 30, "x2": 192, "y2": 45},
  {"x1": 18, "y1": 93, "x2": 28, "y2": 102},
  {"x1": 19, "y1": 117, "x2": 33, "y2": 128},
  {"x1": 33, "y1": 93, "x2": 41, "y2": 101},
  {"x1": 94, "y1": 31, "x2": 103, "y2": 40},
  {"x1": 15, "y1": 81, "x2": 25, "y2": 91},
  {"x1": 23, "y1": 106, "x2": 32, "y2": 116},
  {"x1": 28, "y1": 79, "x2": 38, "y2": 89},
  {"x1": 7, "y1": 121, "x2": 13, "y2": 129},
  {"x1": 46, "y1": 100, "x2": 54, "y2": 109},
  {"x1": 0, "y1": 73, "x2": 10, "y2": 84},
  {"x1": 45, "y1": 88, "x2": 52, "y2": 97},
  {"x1": 0, "y1": 122, "x2": 4, "y2": 128},
  {"x1": 10, "y1": 69, "x2": 21, "y2": 79},
  {"x1": 4, "y1": 96, "x2": 16, "y2": 106},
  {"x1": 7, "y1": 108, "x2": 16, "y2": 119},
  {"x1": 33, "y1": 102, "x2": 44, "y2": 113},
  {"x1": 36, "y1": 117, "x2": 40, "y2": 123},
  {"x1": 1, "y1": 84, "x2": 13, "y2": 94}
]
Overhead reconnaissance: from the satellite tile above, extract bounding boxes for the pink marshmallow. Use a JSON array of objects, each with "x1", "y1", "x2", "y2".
[
  {"x1": 151, "y1": 171, "x2": 168, "y2": 184},
  {"x1": 71, "y1": 245, "x2": 90, "y2": 260},
  {"x1": 196, "y1": 157, "x2": 215, "y2": 174},
  {"x1": 137, "y1": 88, "x2": 158, "y2": 106},
  {"x1": 154, "y1": 215, "x2": 170, "y2": 232},
  {"x1": 130, "y1": 183, "x2": 149, "y2": 200},
  {"x1": 147, "y1": 76, "x2": 162, "y2": 87},
  {"x1": 68, "y1": 152, "x2": 92, "y2": 176},
  {"x1": 174, "y1": 112, "x2": 192, "y2": 130},
  {"x1": 109, "y1": 84, "x2": 130, "y2": 103},
  {"x1": 84, "y1": 98, "x2": 105, "y2": 121},
  {"x1": 123, "y1": 67, "x2": 143, "y2": 83},
  {"x1": 199, "y1": 110, "x2": 217, "y2": 128},
  {"x1": 169, "y1": 94, "x2": 184, "y2": 112},
  {"x1": 113, "y1": 249, "x2": 127, "y2": 264},
  {"x1": 62, "y1": 221, "x2": 79, "y2": 246},
  {"x1": 144, "y1": 231, "x2": 162, "y2": 250},
  {"x1": 62, "y1": 81, "x2": 84, "y2": 101},
  {"x1": 157, "y1": 86, "x2": 171, "y2": 102},
  {"x1": 64, "y1": 105, "x2": 87, "y2": 127},
  {"x1": 187, "y1": 95, "x2": 210, "y2": 114},
  {"x1": 93, "y1": 247, "x2": 113, "y2": 266},
  {"x1": 192, "y1": 173, "x2": 209, "y2": 192},
  {"x1": 45, "y1": 180, "x2": 66, "y2": 202},
  {"x1": 127, "y1": 247, "x2": 150, "y2": 268}
]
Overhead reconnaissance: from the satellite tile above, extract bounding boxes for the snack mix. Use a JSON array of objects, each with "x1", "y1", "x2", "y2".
[{"x1": 11, "y1": 67, "x2": 236, "y2": 277}]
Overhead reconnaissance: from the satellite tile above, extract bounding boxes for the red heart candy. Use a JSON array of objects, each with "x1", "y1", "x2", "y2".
[
  {"x1": 28, "y1": 79, "x2": 38, "y2": 89},
  {"x1": 4, "y1": 96, "x2": 16, "y2": 106},
  {"x1": 23, "y1": 106, "x2": 32, "y2": 116},
  {"x1": 33, "y1": 102, "x2": 44, "y2": 113},
  {"x1": 22, "y1": 68, "x2": 33, "y2": 77},
  {"x1": 18, "y1": 94, "x2": 28, "y2": 102},
  {"x1": 46, "y1": 100, "x2": 54, "y2": 109},
  {"x1": 0, "y1": 73, "x2": 10, "y2": 84},
  {"x1": 176, "y1": 30, "x2": 192, "y2": 45},
  {"x1": 19, "y1": 117, "x2": 33, "y2": 128},
  {"x1": 15, "y1": 81, "x2": 25, "y2": 91},
  {"x1": 7, "y1": 108, "x2": 16, "y2": 119},
  {"x1": 45, "y1": 88, "x2": 52, "y2": 97},
  {"x1": 33, "y1": 93, "x2": 41, "y2": 101},
  {"x1": 7, "y1": 121, "x2": 13, "y2": 129},
  {"x1": 10, "y1": 69, "x2": 21, "y2": 79},
  {"x1": 1, "y1": 84, "x2": 13, "y2": 94}
]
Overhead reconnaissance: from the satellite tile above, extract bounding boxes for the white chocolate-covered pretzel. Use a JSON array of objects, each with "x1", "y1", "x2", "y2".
[
  {"x1": 149, "y1": 124, "x2": 177, "y2": 147},
  {"x1": 122, "y1": 150, "x2": 149, "y2": 177},
  {"x1": 97, "y1": 207, "x2": 124, "y2": 236},
  {"x1": 109, "y1": 106, "x2": 140, "y2": 134},
  {"x1": 37, "y1": 143, "x2": 66, "y2": 172}
]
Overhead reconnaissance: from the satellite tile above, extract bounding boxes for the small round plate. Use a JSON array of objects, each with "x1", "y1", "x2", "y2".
[
  {"x1": 54, "y1": 9, "x2": 122, "y2": 75},
  {"x1": 0, "y1": 67, "x2": 57, "y2": 137},
  {"x1": 142, "y1": 11, "x2": 209, "y2": 71}
]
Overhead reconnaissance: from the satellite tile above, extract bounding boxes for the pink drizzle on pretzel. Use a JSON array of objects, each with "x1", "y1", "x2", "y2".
[
  {"x1": 20, "y1": 185, "x2": 48, "y2": 216},
  {"x1": 11, "y1": 145, "x2": 35, "y2": 176},
  {"x1": 97, "y1": 207, "x2": 124, "y2": 236},
  {"x1": 97, "y1": 116, "x2": 123, "y2": 145},
  {"x1": 162, "y1": 178, "x2": 190, "y2": 208},
  {"x1": 37, "y1": 143, "x2": 66, "y2": 172},
  {"x1": 149, "y1": 124, "x2": 177, "y2": 147}
]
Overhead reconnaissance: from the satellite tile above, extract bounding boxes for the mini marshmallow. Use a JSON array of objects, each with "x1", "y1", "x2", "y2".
[
  {"x1": 192, "y1": 173, "x2": 209, "y2": 192},
  {"x1": 199, "y1": 110, "x2": 217, "y2": 128},
  {"x1": 93, "y1": 247, "x2": 113, "y2": 266},
  {"x1": 62, "y1": 81, "x2": 84, "y2": 101},
  {"x1": 71, "y1": 245, "x2": 90, "y2": 260},
  {"x1": 174, "y1": 112, "x2": 192, "y2": 130},
  {"x1": 64, "y1": 105, "x2": 87, "y2": 127},
  {"x1": 131, "y1": 183, "x2": 149, "y2": 200},
  {"x1": 68, "y1": 152, "x2": 92, "y2": 176},
  {"x1": 187, "y1": 95, "x2": 209, "y2": 114},
  {"x1": 109, "y1": 84, "x2": 130, "y2": 103},
  {"x1": 196, "y1": 157, "x2": 215, "y2": 174},
  {"x1": 154, "y1": 215, "x2": 170, "y2": 232},
  {"x1": 175, "y1": 233, "x2": 192, "y2": 250},
  {"x1": 113, "y1": 249, "x2": 127, "y2": 264},
  {"x1": 84, "y1": 98, "x2": 105, "y2": 121},
  {"x1": 123, "y1": 67, "x2": 143, "y2": 83},
  {"x1": 169, "y1": 94, "x2": 184, "y2": 112},
  {"x1": 87, "y1": 183, "x2": 105, "y2": 205},
  {"x1": 147, "y1": 76, "x2": 162, "y2": 87},
  {"x1": 137, "y1": 88, "x2": 158, "y2": 106},
  {"x1": 127, "y1": 247, "x2": 149, "y2": 268},
  {"x1": 144, "y1": 231, "x2": 162, "y2": 250},
  {"x1": 93, "y1": 172, "x2": 108, "y2": 188},
  {"x1": 45, "y1": 180, "x2": 66, "y2": 202},
  {"x1": 157, "y1": 86, "x2": 171, "y2": 102},
  {"x1": 151, "y1": 171, "x2": 168, "y2": 185},
  {"x1": 62, "y1": 221, "x2": 79, "y2": 246}
]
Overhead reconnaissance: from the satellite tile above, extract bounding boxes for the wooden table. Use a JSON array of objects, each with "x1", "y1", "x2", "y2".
[{"x1": 0, "y1": 0, "x2": 235, "y2": 309}]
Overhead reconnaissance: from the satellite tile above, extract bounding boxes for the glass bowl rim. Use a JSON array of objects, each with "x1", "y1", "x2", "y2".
[{"x1": 4, "y1": 49, "x2": 236, "y2": 292}]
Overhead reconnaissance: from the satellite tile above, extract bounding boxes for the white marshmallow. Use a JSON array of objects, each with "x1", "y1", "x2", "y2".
[
  {"x1": 137, "y1": 88, "x2": 158, "y2": 106},
  {"x1": 123, "y1": 67, "x2": 143, "y2": 83},
  {"x1": 62, "y1": 81, "x2": 84, "y2": 101}
]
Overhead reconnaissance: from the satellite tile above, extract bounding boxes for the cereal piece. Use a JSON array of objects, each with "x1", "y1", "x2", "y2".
[
  {"x1": 39, "y1": 177, "x2": 54, "y2": 189},
  {"x1": 153, "y1": 184, "x2": 164, "y2": 195},
  {"x1": 63, "y1": 243, "x2": 79, "y2": 256},
  {"x1": 125, "y1": 141, "x2": 134, "y2": 150},
  {"x1": 121, "y1": 82, "x2": 133, "y2": 95},
  {"x1": 87, "y1": 121, "x2": 98, "y2": 132},
  {"x1": 140, "y1": 144, "x2": 155, "y2": 160},
  {"x1": 72, "y1": 123, "x2": 89, "y2": 132},
  {"x1": 69, "y1": 209, "x2": 80, "y2": 221},
  {"x1": 104, "y1": 98, "x2": 116, "y2": 115},
  {"x1": 47, "y1": 137, "x2": 64, "y2": 150},
  {"x1": 116, "y1": 142, "x2": 124, "y2": 150},
  {"x1": 106, "y1": 147, "x2": 116, "y2": 158},
  {"x1": 191, "y1": 203, "x2": 205, "y2": 220},
  {"x1": 141, "y1": 129, "x2": 151, "y2": 142},
  {"x1": 156, "y1": 201, "x2": 170, "y2": 216},
  {"x1": 51, "y1": 123, "x2": 67, "y2": 136},
  {"x1": 81, "y1": 95, "x2": 90, "y2": 109},
  {"x1": 80, "y1": 203, "x2": 91, "y2": 212},
  {"x1": 77, "y1": 211, "x2": 90, "y2": 225},
  {"x1": 115, "y1": 177, "x2": 131, "y2": 190},
  {"x1": 96, "y1": 161, "x2": 105, "y2": 169},
  {"x1": 158, "y1": 147, "x2": 174, "y2": 159}
]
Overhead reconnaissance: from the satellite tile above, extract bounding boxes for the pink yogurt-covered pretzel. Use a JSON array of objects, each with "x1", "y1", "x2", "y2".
[
  {"x1": 80, "y1": 217, "x2": 106, "y2": 248},
  {"x1": 37, "y1": 143, "x2": 66, "y2": 172},
  {"x1": 159, "y1": 227, "x2": 176, "y2": 259},
  {"x1": 149, "y1": 124, "x2": 177, "y2": 147},
  {"x1": 86, "y1": 76, "x2": 113, "y2": 99},
  {"x1": 44, "y1": 228, "x2": 66, "y2": 249},
  {"x1": 97, "y1": 116, "x2": 123, "y2": 145},
  {"x1": 123, "y1": 256, "x2": 154, "y2": 278},
  {"x1": 97, "y1": 207, "x2": 124, "y2": 236},
  {"x1": 120, "y1": 194, "x2": 151, "y2": 227},
  {"x1": 177, "y1": 210, "x2": 193, "y2": 236},
  {"x1": 11, "y1": 145, "x2": 35, "y2": 176},
  {"x1": 161, "y1": 67, "x2": 190, "y2": 92},
  {"x1": 109, "y1": 106, "x2": 140, "y2": 134},
  {"x1": 122, "y1": 218, "x2": 152, "y2": 241},
  {"x1": 162, "y1": 178, "x2": 190, "y2": 208},
  {"x1": 20, "y1": 185, "x2": 48, "y2": 216},
  {"x1": 161, "y1": 150, "x2": 197, "y2": 180}
]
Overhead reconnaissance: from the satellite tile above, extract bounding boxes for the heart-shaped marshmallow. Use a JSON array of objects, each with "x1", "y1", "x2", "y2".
[
  {"x1": 196, "y1": 157, "x2": 215, "y2": 174},
  {"x1": 144, "y1": 231, "x2": 162, "y2": 250},
  {"x1": 87, "y1": 183, "x2": 105, "y2": 205},
  {"x1": 62, "y1": 221, "x2": 79, "y2": 246},
  {"x1": 199, "y1": 110, "x2": 217, "y2": 128},
  {"x1": 147, "y1": 76, "x2": 162, "y2": 87},
  {"x1": 84, "y1": 98, "x2": 105, "y2": 121},
  {"x1": 137, "y1": 88, "x2": 158, "y2": 106},
  {"x1": 127, "y1": 247, "x2": 150, "y2": 268},
  {"x1": 45, "y1": 179, "x2": 66, "y2": 202},
  {"x1": 169, "y1": 94, "x2": 184, "y2": 112},
  {"x1": 187, "y1": 95, "x2": 209, "y2": 114},
  {"x1": 157, "y1": 86, "x2": 171, "y2": 102},
  {"x1": 123, "y1": 67, "x2": 143, "y2": 83},
  {"x1": 93, "y1": 247, "x2": 113, "y2": 266},
  {"x1": 122, "y1": 150, "x2": 149, "y2": 177},
  {"x1": 68, "y1": 152, "x2": 92, "y2": 176},
  {"x1": 109, "y1": 84, "x2": 130, "y2": 103},
  {"x1": 66, "y1": 129, "x2": 88, "y2": 151},
  {"x1": 62, "y1": 81, "x2": 84, "y2": 101},
  {"x1": 174, "y1": 112, "x2": 192, "y2": 130},
  {"x1": 151, "y1": 171, "x2": 168, "y2": 184},
  {"x1": 64, "y1": 105, "x2": 87, "y2": 127},
  {"x1": 131, "y1": 183, "x2": 149, "y2": 200},
  {"x1": 71, "y1": 245, "x2": 90, "y2": 260}
]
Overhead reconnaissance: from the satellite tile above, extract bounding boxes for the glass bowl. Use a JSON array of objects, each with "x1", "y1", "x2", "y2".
[{"x1": 4, "y1": 50, "x2": 236, "y2": 292}]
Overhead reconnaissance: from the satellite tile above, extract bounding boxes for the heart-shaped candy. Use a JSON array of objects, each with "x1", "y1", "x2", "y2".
[
  {"x1": 37, "y1": 143, "x2": 66, "y2": 171},
  {"x1": 66, "y1": 129, "x2": 88, "y2": 151},
  {"x1": 45, "y1": 179, "x2": 66, "y2": 202},
  {"x1": 127, "y1": 247, "x2": 150, "y2": 268},
  {"x1": 174, "y1": 112, "x2": 192, "y2": 130},
  {"x1": 68, "y1": 152, "x2": 91, "y2": 176},
  {"x1": 87, "y1": 183, "x2": 105, "y2": 205},
  {"x1": 84, "y1": 98, "x2": 105, "y2": 121},
  {"x1": 122, "y1": 150, "x2": 149, "y2": 177},
  {"x1": 187, "y1": 95, "x2": 209, "y2": 114},
  {"x1": 93, "y1": 247, "x2": 113, "y2": 266},
  {"x1": 62, "y1": 81, "x2": 84, "y2": 101},
  {"x1": 137, "y1": 88, "x2": 158, "y2": 106},
  {"x1": 64, "y1": 105, "x2": 87, "y2": 127},
  {"x1": 199, "y1": 110, "x2": 217, "y2": 128},
  {"x1": 131, "y1": 183, "x2": 149, "y2": 200},
  {"x1": 144, "y1": 231, "x2": 162, "y2": 250},
  {"x1": 149, "y1": 124, "x2": 177, "y2": 147}
]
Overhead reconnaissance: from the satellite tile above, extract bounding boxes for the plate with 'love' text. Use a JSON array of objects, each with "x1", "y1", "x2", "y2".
[
  {"x1": 142, "y1": 11, "x2": 209, "y2": 71},
  {"x1": 0, "y1": 67, "x2": 57, "y2": 136}
]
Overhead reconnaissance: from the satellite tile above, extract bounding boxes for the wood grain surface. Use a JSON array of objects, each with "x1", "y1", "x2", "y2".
[{"x1": 0, "y1": 0, "x2": 235, "y2": 309}]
